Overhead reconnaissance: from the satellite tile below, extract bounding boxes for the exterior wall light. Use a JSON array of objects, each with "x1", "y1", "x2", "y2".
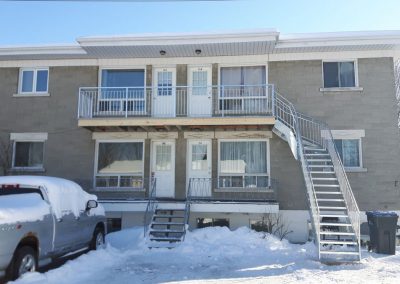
[
  {"x1": 160, "y1": 50, "x2": 166, "y2": 56},
  {"x1": 195, "y1": 49, "x2": 202, "y2": 55}
]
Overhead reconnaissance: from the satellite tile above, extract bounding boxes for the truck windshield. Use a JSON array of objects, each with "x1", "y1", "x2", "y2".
[{"x1": 0, "y1": 186, "x2": 44, "y2": 200}]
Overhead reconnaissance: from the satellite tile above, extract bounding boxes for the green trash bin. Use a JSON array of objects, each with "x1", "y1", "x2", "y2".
[{"x1": 366, "y1": 211, "x2": 398, "y2": 255}]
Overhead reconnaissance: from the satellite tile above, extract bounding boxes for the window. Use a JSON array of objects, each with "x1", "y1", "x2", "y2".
[
  {"x1": 19, "y1": 68, "x2": 49, "y2": 94},
  {"x1": 334, "y1": 139, "x2": 361, "y2": 168},
  {"x1": 220, "y1": 66, "x2": 267, "y2": 112},
  {"x1": 157, "y1": 70, "x2": 173, "y2": 96},
  {"x1": 99, "y1": 69, "x2": 146, "y2": 113},
  {"x1": 219, "y1": 140, "x2": 269, "y2": 188},
  {"x1": 197, "y1": 218, "x2": 230, "y2": 229},
  {"x1": 96, "y1": 141, "x2": 144, "y2": 189},
  {"x1": 12, "y1": 142, "x2": 44, "y2": 169},
  {"x1": 10, "y1": 133, "x2": 47, "y2": 171},
  {"x1": 323, "y1": 61, "x2": 356, "y2": 88}
]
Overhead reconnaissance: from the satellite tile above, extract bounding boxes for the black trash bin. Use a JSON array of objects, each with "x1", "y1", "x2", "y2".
[{"x1": 366, "y1": 211, "x2": 398, "y2": 255}]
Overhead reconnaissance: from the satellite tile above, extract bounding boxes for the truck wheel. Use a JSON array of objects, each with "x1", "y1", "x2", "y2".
[
  {"x1": 10, "y1": 246, "x2": 37, "y2": 280},
  {"x1": 90, "y1": 228, "x2": 105, "y2": 250}
]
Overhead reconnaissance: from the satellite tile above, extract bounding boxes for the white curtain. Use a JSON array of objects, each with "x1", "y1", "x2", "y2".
[{"x1": 220, "y1": 141, "x2": 267, "y2": 174}]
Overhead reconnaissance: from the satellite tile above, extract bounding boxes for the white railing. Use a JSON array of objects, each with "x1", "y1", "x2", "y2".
[
  {"x1": 274, "y1": 93, "x2": 321, "y2": 258},
  {"x1": 78, "y1": 85, "x2": 275, "y2": 119},
  {"x1": 187, "y1": 177, "x2": 277, "y2": 201},
  {"x1": 143, "y1": 177, "x2": 157, "y2": 237}
]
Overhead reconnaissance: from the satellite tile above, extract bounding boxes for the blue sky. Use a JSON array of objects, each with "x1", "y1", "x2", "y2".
[{"x1": 1, "y1": 0, "x2": 400, "y2": 45}]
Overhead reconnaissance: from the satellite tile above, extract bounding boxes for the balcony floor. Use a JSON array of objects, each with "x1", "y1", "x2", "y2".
[{"x1": 78, "y1": 116, "x2": 276, "y2": 129}]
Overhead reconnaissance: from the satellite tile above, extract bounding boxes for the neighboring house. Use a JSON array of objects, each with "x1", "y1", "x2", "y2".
[{"x1": 1, "y1": 29, "x2": 400, "y2": 261}]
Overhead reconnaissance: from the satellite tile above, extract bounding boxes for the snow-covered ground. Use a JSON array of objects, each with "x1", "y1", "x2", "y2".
[{"x1": 13, "y1": 227, "x2": 400, "y2": 284}]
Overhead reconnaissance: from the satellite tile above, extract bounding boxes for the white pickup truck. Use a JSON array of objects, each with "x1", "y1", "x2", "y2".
[{"x1": 0, "y1": 176, "x2": 106, "y2": 281}]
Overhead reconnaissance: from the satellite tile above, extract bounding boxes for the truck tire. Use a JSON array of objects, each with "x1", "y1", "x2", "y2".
[
  {"x1": 10, "y1": 246, "x2": 37, "y2": 280},
  {"x1": 90, "y1": 227, "x2": 105, "y2": 250}
]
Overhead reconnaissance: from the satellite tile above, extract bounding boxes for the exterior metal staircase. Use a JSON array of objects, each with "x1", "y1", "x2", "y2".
[{"x1": 274, "y1": 93, "x2": 361, "y2": 262}]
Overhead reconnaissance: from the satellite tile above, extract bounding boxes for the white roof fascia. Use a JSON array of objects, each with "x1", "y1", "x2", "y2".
[
  {"x1": 0, "y1": 45, "x2": 87, "y2": 56},
  {"x1": 277, "y1": 30, "x2": 400, "y2": 48},
  {"x1": 77, "y1": 29, "x2": 280, "y2": 47}
]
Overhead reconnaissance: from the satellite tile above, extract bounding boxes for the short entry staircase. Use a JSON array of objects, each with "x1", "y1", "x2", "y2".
[{"x1": 143, "y1": 88, "x2": 361, "y2": 262}]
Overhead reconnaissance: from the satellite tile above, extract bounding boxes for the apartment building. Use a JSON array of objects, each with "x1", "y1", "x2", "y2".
[{"x1": 1, "y1": 29, "x2": 400, "y2": 261}]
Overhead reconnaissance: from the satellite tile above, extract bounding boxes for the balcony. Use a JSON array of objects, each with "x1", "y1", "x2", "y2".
[{"x1": 77, "y1": 84, "x2": 276, "y2": 128}]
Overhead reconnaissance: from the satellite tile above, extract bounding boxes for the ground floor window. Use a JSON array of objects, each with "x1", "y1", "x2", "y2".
[
  {"x1": 10, "y1": 133, "x2": 47, "y2": 171},
  {"x1": 219, "y1": 140, "x2": 269, "y2": 188},
  {"x1": 106, "y1": 218, "x2": 122, "y2": 233},
  {"x1": 197, "y1": 218, "x2": 230, "y2": 228},
  {"x1": 95, "y1": 141, "x2": 144, "y2": 189},
  {"x1": 334, "y1": 139, "x2": 361, "y2": 168}
]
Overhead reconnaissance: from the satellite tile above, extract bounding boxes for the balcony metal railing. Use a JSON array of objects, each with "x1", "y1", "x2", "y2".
[
  {"x1": 78, "y1": 84, "x2": 274, "y2": 119},
  {"x1": 187, "y1": 177, "x2": 277, "y2": 202}
]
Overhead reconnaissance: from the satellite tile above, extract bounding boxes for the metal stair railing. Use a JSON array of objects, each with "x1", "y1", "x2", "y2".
[
  {"x1": 182, "y1": 179, "x2": 192, "y2": 241},
  {"x1": 143, "y1": 177, "x2": 157, "y2": 237},
  {"x1": 297, "y1": 113, "x2": 361, "y2": 259},
  {"x1": 274, "y1": 93, "x2": 321, "y2": 258}
]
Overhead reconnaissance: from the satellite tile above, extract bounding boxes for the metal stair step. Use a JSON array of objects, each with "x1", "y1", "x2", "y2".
[
  {"x1": 320, "y1": 222, "x2": 352, "y2": 227},
  {"x1": 315, "y1": 191, "x2": 342, "y2": 195},
  {"x1": 305, "y1": 153, "x2": 330, "y2": 156},
  {"x1": 320, "y1": 231, "x2": 355, "y2": 236},
  {"x1": 314, "y1": 184, "x2": 340, "y2": 187},
  {"x1": 312, "y1": 177, "x2": 338, "y2": 181},
  {"x1": 319, "y1": 206, "x2": 347, "y2": 210},
  {"x1": 304, "y1": 147, "x2": 326, "y2": 151},
  {"x1": 319, "y1": 251, "x2": 360, "y2": 256},
  {"x1": 320, "y1": 214, "x2": 349, "y2": 218},
  {"x1": 153, "y1": 215, "x2": 184, "y2": 219},
  {"x1": 317, "y1": 199, "x2": 345, "y2": 202},
  {"x1": 310, "y1": 171, "x2": 335, "y2": 174},
  {"x1": 320, "y1": 240, "x2": 358, "y2": 245},
  {"x1": 308, "y1": 165, "x2": 334, "y2": 168},
  {"x1": 150, "y1": 229, "x2": 185, "y2": 234},
  {"x1": 151, "y1": 222, "x2": 185, "y2": 226},
  {"x1": 307, "y1": 159, "x2": 332, "y2": 162},
  {"x1": 149, "y1": 236, "x2": 182, "y2": 242}
]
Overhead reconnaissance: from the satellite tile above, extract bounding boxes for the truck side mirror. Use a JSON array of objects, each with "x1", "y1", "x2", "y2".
[{"x1": 86, "y1": 200, "x2": 98, "y2": 210}]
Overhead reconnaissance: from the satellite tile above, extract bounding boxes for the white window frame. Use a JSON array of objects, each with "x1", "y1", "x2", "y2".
[
  {"x1": 331, "y1": 129, "x2": 366, "y2": 172},
  {"x1": 217, "y1": 138, "x2": 271, "y2": 191},
  {"x1": 320, "y1": 59, "x2": 363, "y2": 92},
  {"x1": 10, "y1": 132, "x2": 47, "y2": 171},
  {"x1": 17, "y1": 67, "x2": 49, "y2": 95},
  {"x1": 94, "y1": 139, "x2": 145, "y2": 190}
]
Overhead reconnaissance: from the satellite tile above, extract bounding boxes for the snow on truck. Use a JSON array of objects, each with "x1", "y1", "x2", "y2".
[{"x1": 0, "y1": 176, "x2": 106, "y2": 281}]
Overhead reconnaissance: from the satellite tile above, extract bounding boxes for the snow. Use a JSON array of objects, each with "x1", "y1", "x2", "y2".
[
  {"x1": 0, "y1": 193, "x2": 50, "y2": 225},
  {"x1": 12, "y1": 226, "x2": 400, "y2": 284},
  {"x1": 0, "y1": 176, "x2": 104, "y2": 220}
]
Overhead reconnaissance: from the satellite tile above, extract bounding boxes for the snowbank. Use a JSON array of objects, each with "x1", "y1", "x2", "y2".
[
  {"x1": 0, "y1": 176, "x2": 104, "y2": 220},
  {"x1": 12, "y1": 227, "x2": 400, "y2": 284},
  {"x1": 0, "y1": 193, "x2": 50, "y2": 225}
]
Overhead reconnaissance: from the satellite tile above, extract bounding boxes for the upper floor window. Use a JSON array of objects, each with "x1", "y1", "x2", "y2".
[
  {"x1": 18, "y1": 68, "x2": 49, "y2": 94},
  {"x1": 323, "y1": 61, "x2": 356, "y2": 88}
]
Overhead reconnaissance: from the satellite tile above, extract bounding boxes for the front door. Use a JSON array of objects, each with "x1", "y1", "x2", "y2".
[
  {"x1": 187, "y1": 140, "x2": 212, "y2": 197},
  {"x1": 188, "y1": 67, "x2": 212, "y2": 117},
  {"x1": 153, "y1": 68, "x2": 176, "y2": 117},
  {"x1": 152, "y1": 141, "x2": 175, "y2": 198}
]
